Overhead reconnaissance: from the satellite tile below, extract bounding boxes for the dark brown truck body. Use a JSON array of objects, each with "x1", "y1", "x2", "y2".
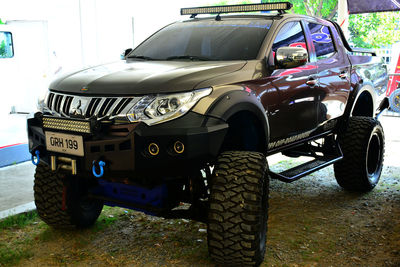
[
  {"x1": 27, "y1": 12, "x2": 388, "y2": 206},
  {"x1": 26, "y1": 7, "x2": 389, "y2": 266}
]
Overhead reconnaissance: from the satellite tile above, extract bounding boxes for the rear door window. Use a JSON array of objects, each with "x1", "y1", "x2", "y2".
[
  {"x1": 307, "y1": 23, "x2": 335, "y2": 60},
  {"x1": 0, "y1": 31, "x2": 14, "y2": 58}
]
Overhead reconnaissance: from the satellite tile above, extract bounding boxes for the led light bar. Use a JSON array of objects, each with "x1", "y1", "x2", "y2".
[
  {"x1": 43, "y1": 117, "x2": 91, "y2": 134},
  {"x1": 181, "y1": 2, "x2": 292, "y2": 16}
]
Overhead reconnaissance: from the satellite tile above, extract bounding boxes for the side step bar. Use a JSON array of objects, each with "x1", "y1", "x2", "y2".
[{"x1": 269, "y1": 142, "x2": 343, "y2": 183}]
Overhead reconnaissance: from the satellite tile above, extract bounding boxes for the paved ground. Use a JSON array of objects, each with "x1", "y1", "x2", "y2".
[
  {"x1": 0, "y1": 114, "x2": 398, "y2": 220},
  {"x1": 0, "y1": 162, "x2": 35, "y2": 219}
]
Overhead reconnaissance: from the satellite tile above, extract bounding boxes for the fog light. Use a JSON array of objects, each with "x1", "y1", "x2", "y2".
[
  {"x1": 148, "y1": 143, "x2": 159, "y2": 156},
  {"x1": 173, "y1": 141, "x2": 185, "y2": 154}
]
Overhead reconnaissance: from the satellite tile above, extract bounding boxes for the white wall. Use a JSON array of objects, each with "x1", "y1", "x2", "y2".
[
  {"x1": 1, "y1": 0, "x2": 206, "y2": 72},
  {"x1": 1, "y1": 0, "x2": 262, "y2": 71}
]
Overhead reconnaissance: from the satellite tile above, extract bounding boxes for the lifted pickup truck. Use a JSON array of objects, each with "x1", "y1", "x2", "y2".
[{"x1": 28, "y1": 3, "x2": 389, "y2": 266}]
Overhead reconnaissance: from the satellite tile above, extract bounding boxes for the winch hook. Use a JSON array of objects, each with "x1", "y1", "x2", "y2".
[
  {"x1": 92, "y1": 160, "x2": 106, "y2": 178},
  {"x1": 31, "y1": 150, "x2": 40, "y2": 165}
]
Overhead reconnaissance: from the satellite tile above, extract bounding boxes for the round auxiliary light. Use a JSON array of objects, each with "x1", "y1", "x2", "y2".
[
  {"x1": 148, "y1": 143, "x2": 159, "y2": 156},
  {"x1": 173, "y1": 141, "x2": 185, "y2": 154}
]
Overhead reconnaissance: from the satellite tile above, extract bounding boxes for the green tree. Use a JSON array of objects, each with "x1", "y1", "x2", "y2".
[
  {"x1": 349, "y1": 12, "x2": 400, "y2": 48},
  {"x1": 264, "y1": 0, "x2": 338, "y2": 20},
  {"x1": 210, "y1": 0, "x2": 400, "y2": 48},
  {"x1": 213, "y1": 0, "x2": 338, "y2": 18},
  {"x1": 0, "y1": 40, "x2": 6, "y2": 57}
]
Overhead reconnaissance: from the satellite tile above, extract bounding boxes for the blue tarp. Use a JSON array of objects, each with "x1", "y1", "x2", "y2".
[{"x1": 0, "y1": 144, "x2": 30, "y2": 168}]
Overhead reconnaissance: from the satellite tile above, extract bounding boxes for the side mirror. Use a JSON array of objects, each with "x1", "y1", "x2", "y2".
[
  {"x1": 121, "y1": 48, "x2": 132, "y2": 60},
  {"x1": 276, "y1": 47, "x2": 308, "y2": 69}
]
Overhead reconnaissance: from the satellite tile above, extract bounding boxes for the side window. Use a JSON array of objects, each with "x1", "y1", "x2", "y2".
[
  {"x1": 0, "y1": 31, "x2": 13, "y2": 58},
  {"x1": 307, "y1": 23, "x2": 335, "y2": 60},
  {"x1": 272, "y1": 21, "x2": 308, "y2": 53}
]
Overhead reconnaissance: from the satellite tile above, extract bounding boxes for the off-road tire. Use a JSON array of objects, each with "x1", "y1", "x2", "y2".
[
  {"x1": 208, "y1": 151, "x2": 269, "y2": 267},
  {"x1": 34, "y1": 163, "x2": 103, "y2": 228},
  {"x1": 334, "y1": 116, "x2": 385, "y2": 192}
]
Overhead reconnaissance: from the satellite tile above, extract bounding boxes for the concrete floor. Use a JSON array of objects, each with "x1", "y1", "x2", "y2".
[
  {"x1": 0, "y1": 114, "x2": 399, "y2": 220},
  {"x1": 0, "y1": 162, "x2": 35, "y2": 219}
]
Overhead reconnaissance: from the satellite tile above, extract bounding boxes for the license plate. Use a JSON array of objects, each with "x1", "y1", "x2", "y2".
[{"x1": 45, "y1": 131, "x2": 84, "y2": 156}]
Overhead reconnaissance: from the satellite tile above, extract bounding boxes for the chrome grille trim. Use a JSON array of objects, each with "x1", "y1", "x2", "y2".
[{"x1": 44, "y1": 92, "x2": 142, "y2": 120}]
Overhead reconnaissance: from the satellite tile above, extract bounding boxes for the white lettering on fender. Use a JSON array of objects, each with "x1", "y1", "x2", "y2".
[{"x1": 268, "y1": 130, "x2": 313, "y2": 150}]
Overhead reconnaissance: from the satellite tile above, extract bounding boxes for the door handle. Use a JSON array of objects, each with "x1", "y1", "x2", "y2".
[
  {"x1": 306, "y1": 78, "x2": 317, "y2": 87},
  {"x1": 339, "y1": 71, "x2": 347, "y2": 79}
]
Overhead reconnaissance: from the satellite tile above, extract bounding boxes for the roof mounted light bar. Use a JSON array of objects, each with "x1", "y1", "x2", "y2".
[{"x1": 181, "y1": 2, "x2": 293, "y2": 17}]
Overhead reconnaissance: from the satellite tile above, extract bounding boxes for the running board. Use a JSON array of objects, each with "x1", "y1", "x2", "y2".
[{"x1": 269, "y1": 147, "x2": 343, "y2": 183}]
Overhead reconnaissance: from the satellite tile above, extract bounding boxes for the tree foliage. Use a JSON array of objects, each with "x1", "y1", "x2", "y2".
[
  {"x1": 213, "y1": 0, "x2": 338, "y2": 19},
  {"x1": 0, "y1": 40, "x2": 6, "y2": 57},
  {"x1": 349, "y1": 12, "x2": 400, "y2": 48},
  {"x1": 264, "y1": 0, "x2": 338, "y2": 20},
  {"x1": 211, "y1": 0, "x2": 400, "y2": 48}
]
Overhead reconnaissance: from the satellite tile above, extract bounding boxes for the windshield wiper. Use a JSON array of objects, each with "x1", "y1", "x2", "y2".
[
  {"x1": 165, "y1": 55, "x2": 211, "y2": 61},
  {"x1": 128, "y1": 55, "x2": 155, "y2": 60}
]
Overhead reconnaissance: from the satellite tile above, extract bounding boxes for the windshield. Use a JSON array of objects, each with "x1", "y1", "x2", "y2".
[{"x1": 130, "y1": 18, "x2": 272, "y2": 61}]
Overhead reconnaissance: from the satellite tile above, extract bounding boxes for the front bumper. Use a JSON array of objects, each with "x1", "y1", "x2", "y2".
[{"x1": 28, "y1": 112, "x2": 228, "y2": 178}]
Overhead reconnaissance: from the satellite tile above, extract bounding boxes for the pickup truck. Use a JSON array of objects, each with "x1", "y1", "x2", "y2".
[{"x1": 27, "y1": 3, "x2": 389, "y2": 266}]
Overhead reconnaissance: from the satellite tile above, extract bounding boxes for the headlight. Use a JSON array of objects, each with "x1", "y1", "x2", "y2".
[
  {"x1": 37, "y1": 91, "x2": 49, "y2": 112},
  {"x1": 126, "y1": 87, "x2": 212, "y2": 125}
]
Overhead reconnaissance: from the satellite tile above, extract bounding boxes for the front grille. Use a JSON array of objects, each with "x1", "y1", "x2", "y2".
[
  {"x1": 43, "y1": 117, "x2": 91, "y2": 134},
  {"x1": 44, "y1": 92, "x2": 141, "y2": 120}
]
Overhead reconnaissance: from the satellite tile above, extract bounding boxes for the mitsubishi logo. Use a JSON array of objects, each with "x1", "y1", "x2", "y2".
[{"x1": 70, "y1": 100, "x2": 83, "y2": 117}]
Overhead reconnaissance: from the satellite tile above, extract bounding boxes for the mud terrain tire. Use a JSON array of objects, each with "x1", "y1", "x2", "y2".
[
  {"x1": 208, "y1": 151, "x2": 269, "y2": 267},
  {"x1": 334, "y1": 117, "x2": 385, "y2": 192},
  {"x1": 34, "y1": 163, "x2": 103, "y2": 229}
]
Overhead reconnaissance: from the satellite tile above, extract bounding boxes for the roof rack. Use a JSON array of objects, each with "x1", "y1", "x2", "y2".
[{"x1": 181, "y1": 2, "x2": 293, "y2": 18}]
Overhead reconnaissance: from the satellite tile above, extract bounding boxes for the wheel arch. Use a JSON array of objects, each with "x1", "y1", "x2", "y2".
[
  {"x1": 205, "y1": 90, "x2": 269, "y2": 154},
  {"x1": 351, "y1": 89, "x2": 375, "y2": 117},
  {"x1": 347, "y1": 82, "x2": 377, "y2": 118}
]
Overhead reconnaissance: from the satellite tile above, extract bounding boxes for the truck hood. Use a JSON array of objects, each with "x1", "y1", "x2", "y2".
[{"x1": 50, "y1": 60, "x2": 247, "y2": 96}]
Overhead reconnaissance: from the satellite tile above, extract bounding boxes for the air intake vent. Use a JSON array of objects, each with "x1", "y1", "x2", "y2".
[
  {"x1": 86, "y1": 98, "x2": 101, "y2": 117},
  {"x1": 54, "y1": 94, "x2": 63, "y2": 113},
  {"x1": 112, "y1": 98, "x2": 132, "y2": 116}
]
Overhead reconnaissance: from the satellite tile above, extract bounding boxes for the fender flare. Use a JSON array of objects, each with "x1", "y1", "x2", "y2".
[
  {"x1": 339, "y1": 81, "x2": 377, "y2": 134},
  {"x1": 205, "y1": 90, "x2": 270, "y2": 149},
  {"x1": 346, "y1": 81, "x2": 376, "y2": 117}
]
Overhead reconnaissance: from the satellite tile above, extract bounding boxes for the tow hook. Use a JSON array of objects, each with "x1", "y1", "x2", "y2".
[
  {"x1": 92, "y1": 160, "x2": 106, "y2": 178},
  {"x1": 31, "y1": 150, "x2": 40, "y2": 165}
]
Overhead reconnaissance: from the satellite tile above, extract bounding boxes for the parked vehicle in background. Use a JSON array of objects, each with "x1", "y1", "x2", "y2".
[
  {"x1": 387, "y1": 45, "x2": 400, "y2": 112},
  {"x1": 27, "y1": 3, "x2": 389, "y2": 266}
]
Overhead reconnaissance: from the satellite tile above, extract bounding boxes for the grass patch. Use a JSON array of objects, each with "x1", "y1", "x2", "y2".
[
  {"x1": 91, "y1": 207, "x2": 126, "y2": 232},
  {"x1": 0, "y1": 211, "x2": 38, "y2": 230},
  {"x1": 0, "y1": 243, "x2": 33, "y2": 266}
]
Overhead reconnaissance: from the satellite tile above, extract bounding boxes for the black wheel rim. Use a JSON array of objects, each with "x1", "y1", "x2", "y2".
[{"x1": 366, "y1": 132, "x2": 382, "y2": 183}]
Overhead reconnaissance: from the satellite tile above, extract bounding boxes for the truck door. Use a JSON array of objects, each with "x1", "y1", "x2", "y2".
[
  {"x1": 262, "y1": 21, "x2": 319, "y2": 143},
  {"x1": 305, "y1": 22, "x2": 351, "y2": 125}
]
